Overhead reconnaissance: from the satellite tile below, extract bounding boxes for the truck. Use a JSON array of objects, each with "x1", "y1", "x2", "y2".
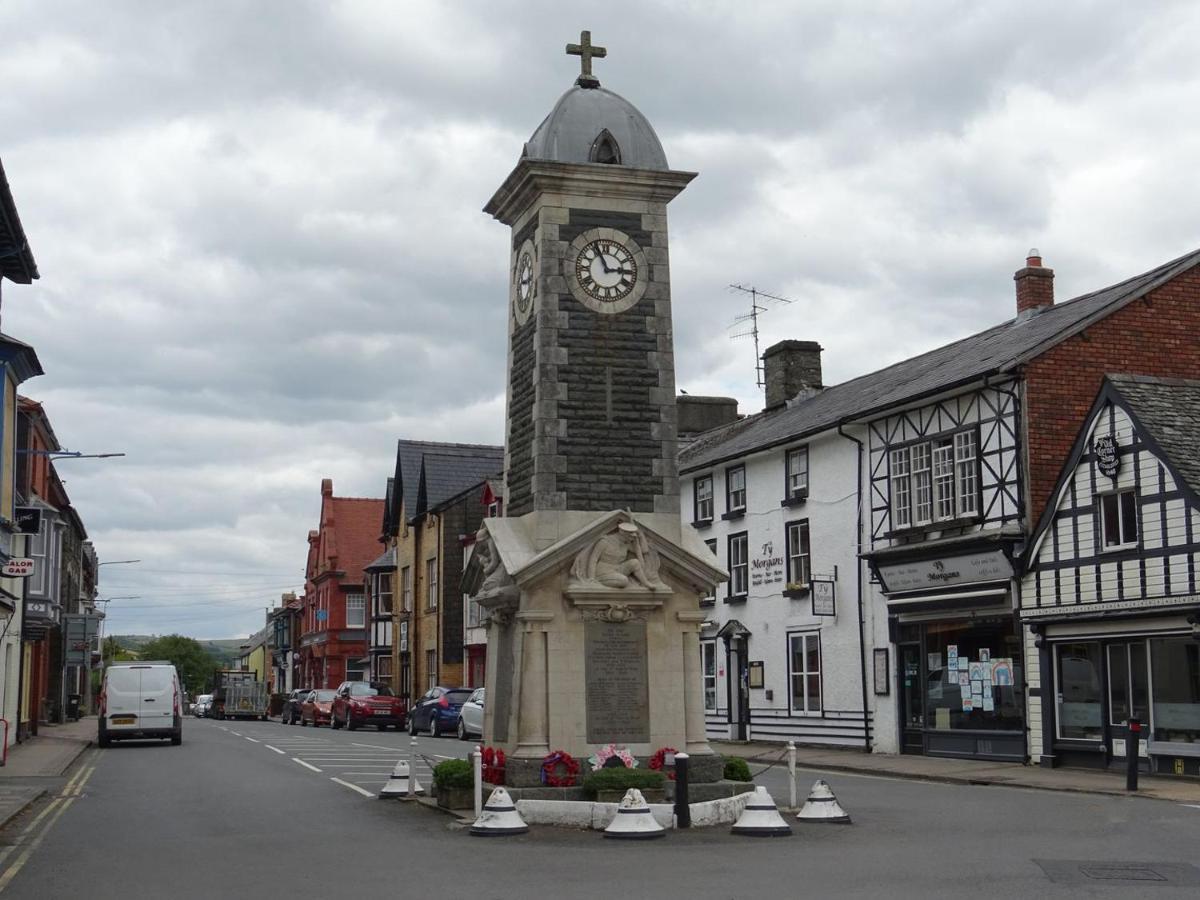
[{"x1": 210, "y1": 669, "x2": 269, "y2": 721}]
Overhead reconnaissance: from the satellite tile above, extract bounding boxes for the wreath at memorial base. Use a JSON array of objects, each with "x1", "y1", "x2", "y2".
[
  {"x1": 480, "y1": 746, "x2": 506, "y2": 785},
  {"x1": 588, "y1": 743, "x2": 637, "y2": 771},
  {"x1": 648, "y1": 746, "x2": 678, "y2": 780},
  {"x1": 540, "y1": 750, "x2": 580, "y2": 787}
]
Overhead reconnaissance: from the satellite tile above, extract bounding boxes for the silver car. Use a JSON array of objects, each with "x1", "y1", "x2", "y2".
[
  {"x1": 194, "y1": 694, "x2": 213, "y2": 718},
  {"x1": 456, "y1": 688, "x2": 484, "y2": 740}
]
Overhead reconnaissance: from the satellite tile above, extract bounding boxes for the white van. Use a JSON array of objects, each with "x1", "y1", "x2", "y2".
[{"x1": 99, "y1": 661, "x2": 183, "y2": 747}]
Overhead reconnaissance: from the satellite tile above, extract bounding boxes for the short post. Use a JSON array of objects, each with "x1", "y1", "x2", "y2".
[
  {"x1": 473, "y1": 745, "x2": 483, "y2": 818},
  {"x1": 408, "y1": 734, "x2": 419, "y2": 799},
  {"x1": 1126, "y1": 718, "x2": 1140, "y2": 792},
  {"x1": 787, "y1": 741, "x2": 797, "y2": 809},
  {"x1": 674, "y1": 752, "x2": 690, "y2": 829}
]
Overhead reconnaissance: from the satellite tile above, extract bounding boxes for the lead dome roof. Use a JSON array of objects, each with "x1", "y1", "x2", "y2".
[{"x1": 523, "y1": 84, "x2": 669, "y2": 171}]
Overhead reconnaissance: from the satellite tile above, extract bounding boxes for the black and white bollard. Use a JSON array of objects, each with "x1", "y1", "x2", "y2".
[
  {"x1": 470, "y1": 787, "x2": 529, "y2": 837},
  {"x1": 730, "y1": 786, "x2": 792, "y2": 837},
  {"x1": 408, "y1": 734, "x2": 419, "y2": 799},
  {"x1": 380, "y1": 759, "x2": 424, "y2": 798},
  {"x1": 473, "y1": 745, "x2": 483, "y2": 818},
  {"x1": 673, "y1": 752, "x2": 690, "y2": 829},
  {"x1": 796, "y1": 779, "x2": 851, "y2": 824},
  {"x1": 1126, "y1": 718, "x2": 1141, "y2": 792},
  {"x1": 787, "y1": 741, "x2": 797, "y2": 809},
  {"x1": 604, "y1": 788, "x2": 666, "y2": 840}
]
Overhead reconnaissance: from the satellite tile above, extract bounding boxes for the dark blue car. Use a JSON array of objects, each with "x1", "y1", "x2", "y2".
[{"x1": 408, "y1": 686, "x2": 473, "y2": 737}]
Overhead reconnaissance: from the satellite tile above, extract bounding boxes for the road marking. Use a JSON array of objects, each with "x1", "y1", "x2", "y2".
[
  {"x1": 1182, "y1": 803, "x2": 1200, "y2": 809},
  {"x1": 351, "y1": 741, "x2": 401, "y2": 750},
  {"x1": 264, "y1": 745, "x2": 286, "y2": 754},
  {"x1": 0, "y1": 796, "x2": 76, "y2": 894},
  {"x1": 292, "y1": 758, "x2": 323, "y2": 773},
  {"x1": 244, "y1": 737, "x2": 260, "y2": 743},
  {"x1": 68, "y1": 766, "x2": 97, "y2": 797},
  {"x1": 230, "y1": 731, "x2": 242, "y2": 737},
  {"x1": 330, "y1": 777, "x2": 376, "y2": 798}
]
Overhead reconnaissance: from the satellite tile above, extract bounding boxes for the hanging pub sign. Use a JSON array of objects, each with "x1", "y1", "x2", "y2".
[
  {"x1": 1, "y1": 558, "x2": 35, "y2": 578},
  {"x1": 811, "y1": 579, "x2": 836, "y2": 616},
  {"x1": 14, "y1": 507, "x2": 41, "y2": 535},
  {"x1": 1094, "y1": 435, "x2": 1120, "y2": 479}
]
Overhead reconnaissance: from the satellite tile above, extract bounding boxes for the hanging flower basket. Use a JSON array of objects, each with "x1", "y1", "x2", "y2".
[
  {"x1": 648, "y1": 746, "x2": 678, "y2": 780},
  {"x1": 540, "y1": 750, "x2": 580, "y2": 787},
  {"x1": 587, "y1": 743, "x2": 637, "y2": 771}
]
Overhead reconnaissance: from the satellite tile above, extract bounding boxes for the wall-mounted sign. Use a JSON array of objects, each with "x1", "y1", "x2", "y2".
[
  {"x1": 811, "y1": 579, "x2": 836, "y2": 616},
  {"x1": 1094, "y1": 435, "x2": 1120, "y2": 479},
  {"x1": 873, "y1": 648, "x2": 890, "y2": 695},
  {"x1": 750, "y1": 541, "x2": 785, "y2": 589},
  {"x1": 315, "y1": 608, "x2": 328, "y2": 622},
  {"x1": 748, "y1": 660, "x2": 764, "y2": 688},
  {"x1": 2, "y1": 558, "x2": 35, "y2": 578},
  {"x1": 14, "y1": 507, "x2": 41, "y2": 535},
  {"x1": 878, "y1": 549, "x2": 1013, "y2": 594}
]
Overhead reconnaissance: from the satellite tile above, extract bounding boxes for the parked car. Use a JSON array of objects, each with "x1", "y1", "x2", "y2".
[
  {"x1": 299, "y1": 689, "x2": 337, "y2": 727},
  {"x1": 193, "y1": 694, "x2": 213, "y2": 718},
  {"x1": 409, "y1": 686, "x2": 473, "y2": 737},
  {"x1": 330, "y1": 681, "x2": 407, "y2": 731},
  {"x1": 99, "y1": 661, "x2": 184, "y2": 747},
  {"x1": 457, "y1": 688, "x2": 484, "y2": 740},
  {"x1": 281, "y1": 687, "x2": 313, "y2": 725}
]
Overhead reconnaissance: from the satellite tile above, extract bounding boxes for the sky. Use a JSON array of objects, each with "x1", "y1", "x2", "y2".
[{"x1": 3, "y1": 1, "x2": 1199, "y2": 639}]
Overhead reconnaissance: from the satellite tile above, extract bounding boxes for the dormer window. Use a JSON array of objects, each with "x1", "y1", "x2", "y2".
[{"x1": 589, "y1": 129, "x2": 622, "y2": 165}]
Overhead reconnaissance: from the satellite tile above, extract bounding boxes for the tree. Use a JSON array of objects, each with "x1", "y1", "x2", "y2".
[{"x1": 138, "y1": 635, "x2": 220, "y2": 695}]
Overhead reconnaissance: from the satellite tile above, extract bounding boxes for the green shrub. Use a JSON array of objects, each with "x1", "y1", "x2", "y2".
[
  {"x1": 723, "y1": 757, "x2": 753, "y2": 782},
  {"x1": 581, "y1": 767, "x2": 665, "y2": 798},
  {"x1": 433, "y1": 758, "x2": 474, "y2": 791}
]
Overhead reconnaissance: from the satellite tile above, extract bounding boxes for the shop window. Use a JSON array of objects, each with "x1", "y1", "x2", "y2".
[
  {"x1": 1107, "y1": 641, "x2": 1149, "y2": 726},
  {"x1": 786, "y1": 520, "x2": 810, "y2": 589},
  {"x1": 1055, "y1": 641, "x2": 1103, "y2": 740},
  {"x1": 921, "y1": 620, "x2": 1023, "y2": 732},
  {"x1": 789, "y1": 632, "x2": 822, "y2": 714},
  {"x1": 1150, "y1": 638, "x2": 1200, "y2": 744},
  {"x1": 727, "y1": 532, "x2": 748, "y2": 599},
  {"x1": 726, "y1": 465, "x2": 746, "y2": 514},
  {"x1": 694, "y1": 475, "x2": 713, "y2": 523},
  {"x1": 345, "y1": 595, "x2": 365, "y2": 628},
  {"x1": 701, "y1": 640, "x2": 717, "y2": 712},
  {"x1": 1100, "y1": 490, "x2": 1138, "y2": 549}
]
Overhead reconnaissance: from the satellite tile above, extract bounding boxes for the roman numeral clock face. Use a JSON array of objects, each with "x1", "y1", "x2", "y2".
[{"x1": 566, "y1": 227, "x2": 649, "y2": 315}]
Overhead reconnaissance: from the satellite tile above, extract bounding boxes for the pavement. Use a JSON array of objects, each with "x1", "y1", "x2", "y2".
[
  {"x1": 710, "y1": 738, "x2": 1200, "y2": 804},
  {"x1": 0, "y1": 716, "x2": 95, "y2": 830}
]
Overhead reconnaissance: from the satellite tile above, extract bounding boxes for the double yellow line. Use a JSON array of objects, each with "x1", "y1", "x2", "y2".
[{"x1": 0, "y1": 750, "x2": 102, "y2": 893}]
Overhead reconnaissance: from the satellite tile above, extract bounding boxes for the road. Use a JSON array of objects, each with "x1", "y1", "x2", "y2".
[{"x1": 1, "y1": 717, "x2": 1199, "y2": 898}]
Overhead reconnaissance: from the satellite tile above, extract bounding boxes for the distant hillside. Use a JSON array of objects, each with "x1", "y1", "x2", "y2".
[{"x1": 112, "y1": 635, "x2": 243, "y2": 666}]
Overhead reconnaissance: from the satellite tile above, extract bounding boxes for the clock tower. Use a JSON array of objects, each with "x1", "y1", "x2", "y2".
[{"x1": 484, "y1": 31, "x2": 696, "y2": 541}]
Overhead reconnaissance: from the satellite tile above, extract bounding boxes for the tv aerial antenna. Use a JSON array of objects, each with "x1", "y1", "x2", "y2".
[{"x1": 727, "y1": 284, "x2": 795, "y2": 389}]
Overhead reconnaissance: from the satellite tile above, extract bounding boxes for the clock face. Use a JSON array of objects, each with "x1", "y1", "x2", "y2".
[
  {"x1": 511, "y1": 239, "x2": 536, "y2": 326},
  {"x1": 575, "y1": 238, "x2": 637, "y2": 302},
  {"x1": 566, "y1": 227, "x2": 649, "y2": 315}
]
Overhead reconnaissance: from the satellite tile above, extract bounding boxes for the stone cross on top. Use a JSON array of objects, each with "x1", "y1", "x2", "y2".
[{"x1": 567, "y1": 29, "x2": 606, "y2": 88}]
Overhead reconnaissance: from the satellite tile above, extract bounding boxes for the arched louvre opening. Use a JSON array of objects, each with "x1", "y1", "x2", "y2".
[{"x1": 589, "y1": 129, "x2": 622, "y2": 165}]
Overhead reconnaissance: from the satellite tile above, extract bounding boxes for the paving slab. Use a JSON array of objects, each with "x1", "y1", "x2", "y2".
[
  {"x1": 0, "y1": 717, "x2": 95, "y2": 779},
  {"x1": 0, "y1": 785, "x2": 45, "y2": 830}
]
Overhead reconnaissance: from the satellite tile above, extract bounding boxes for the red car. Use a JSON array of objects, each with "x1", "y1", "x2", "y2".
[
  {"x1": 330, "y1": 681, "x2": 407, "y2": 731},
  {"x1": 299, "y1": 689, "x2": 337, "y2": 726}
]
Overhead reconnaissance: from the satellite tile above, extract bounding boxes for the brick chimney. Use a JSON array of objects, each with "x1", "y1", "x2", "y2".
[
  {"x1": 763, "y1": 340, "x2": 823, "y2": 410},
  {"x1": 1015, "y1": 248, "x2": 1054, "y2": 317}
]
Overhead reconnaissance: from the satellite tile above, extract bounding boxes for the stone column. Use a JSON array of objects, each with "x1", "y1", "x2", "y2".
[
  {"x1": 514, "y1": 610, "x2": 554, "y2": 759},
  {"x1": 678, "y1": 610, "x2": 712, "y2": 754}
]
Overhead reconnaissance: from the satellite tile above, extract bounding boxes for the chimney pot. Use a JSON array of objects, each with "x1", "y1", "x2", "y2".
[{"x1": 1015, "y1": 250, "x2": 1054, "y2": 317}]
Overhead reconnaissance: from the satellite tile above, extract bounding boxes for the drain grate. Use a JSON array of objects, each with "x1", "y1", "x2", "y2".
[{"x1": 1035, "y1": 859, "x2": 1200, "y2": 887}]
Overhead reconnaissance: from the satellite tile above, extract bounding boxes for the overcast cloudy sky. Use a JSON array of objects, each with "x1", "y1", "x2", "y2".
[{"x1": 3, "y1": 1, "x2": 1198, "y2": 639}]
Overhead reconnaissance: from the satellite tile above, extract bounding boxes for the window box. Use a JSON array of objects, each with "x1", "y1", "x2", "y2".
[
  {"x1": 782, "y1": 587, "x2": 810, "y2": 600},
  {"x1": 724, "y1": 594, "x2": 748, "y2": 605},
  {"x1": 699, "y1": 597, "x2": 715, "y2": 608},
  {"x1": 691, "y1": 518, "x2": 713, "y2": 529},
  {"x1": 720, "y1": 509, "x2": 745, "y2": 522},
  {"x1": 780, "y1": 491, "x2": 808, "y2": 508}
]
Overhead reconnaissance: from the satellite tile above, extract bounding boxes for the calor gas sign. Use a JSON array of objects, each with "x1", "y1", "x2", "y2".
[{"x1": 1, "y1": 558, "x2": 35, "y2": 578}]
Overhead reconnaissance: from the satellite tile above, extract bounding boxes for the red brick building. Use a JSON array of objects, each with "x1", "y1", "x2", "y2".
[{"x1": 299, "y1": 479, "x2": 385, "y2": 689}]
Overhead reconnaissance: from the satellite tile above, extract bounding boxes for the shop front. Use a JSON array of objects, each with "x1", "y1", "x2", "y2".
[
  {"x1": 1027, "y1": 612, "x2": 1200, "y2": 777},
  {"x1": 870, "y1": 539, "x2": 1026, "y2": 761}
]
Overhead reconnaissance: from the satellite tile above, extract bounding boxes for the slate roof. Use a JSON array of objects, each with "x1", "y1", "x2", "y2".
[
  {"x1": 681, "y1": 247, "x2": 1200, "y2": 473},
  {"x1": 1110, "y1": 375, "x2": 1200, "y2": 495},
  {"x1": 390, "y1": 439, "x2": 504, "y2": 528},
  {"x1": 364, "y1": 546, "x2": 396, "y2": 571},
  {"x1": 0, "y1": 159, "x2": 38, "y2": 284}
]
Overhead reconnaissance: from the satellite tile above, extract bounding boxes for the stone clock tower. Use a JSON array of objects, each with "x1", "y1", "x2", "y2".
[{"x1": 469, "y1": 33, "x2": 724, "y2": 785}]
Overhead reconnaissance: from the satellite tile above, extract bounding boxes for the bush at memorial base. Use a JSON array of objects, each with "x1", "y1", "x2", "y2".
[
  {"x1": 581, "y1": 767, "x2": 665, "y2": 800},
  {"x1": 723, "y1": 757, "x2": 752, "y2": 782},
  {"x1": 433, "y1": 759, "x2": 475, "y2": 791}
]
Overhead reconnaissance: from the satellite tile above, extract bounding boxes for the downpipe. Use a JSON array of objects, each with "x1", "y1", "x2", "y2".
[{"x1": 837, "y1": 423, "x2": 871, "y2": 753}]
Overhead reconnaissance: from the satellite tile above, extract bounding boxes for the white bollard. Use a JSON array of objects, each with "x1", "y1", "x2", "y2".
[
  {"x1": 787, "y1": 741, "x2": 797, "y2": 809},
  {"x1": 408, "y1": 734, "x2": 419, "y2": 799},
  {"x1": 473, "y1": 745, "x2": 483, "y2": 818}
]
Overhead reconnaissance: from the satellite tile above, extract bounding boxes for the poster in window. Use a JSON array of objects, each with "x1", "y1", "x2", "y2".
[
  {"x1": 991, "y1": 659, "x2": 1013, "y2": 685},
  {"x1": 980, "y1": 648, "x2": 991, "y2": 663},
  {"x1": 873, "y1": 648, "x2": 889, "y2": 695},
  {"x1": 968, "y1": 662, "x2": 987, "y2": 682}
]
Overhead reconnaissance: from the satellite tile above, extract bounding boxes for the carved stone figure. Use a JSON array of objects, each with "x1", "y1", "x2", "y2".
[
  {"x1": 472, "y1": 530, "x2": 520, "y2": 610},
  {"x1": 570, "y1": 522, "x2": 667, "y2": 591}
]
